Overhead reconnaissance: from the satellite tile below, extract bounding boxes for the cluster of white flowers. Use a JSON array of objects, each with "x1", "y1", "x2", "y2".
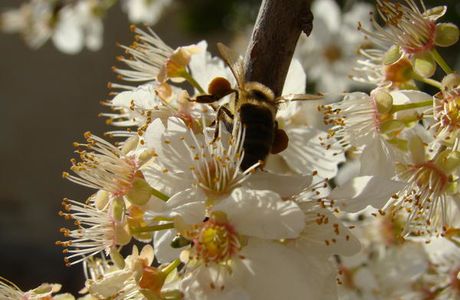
[
  {"x1": 1, "y1": 0, "x2": 460, "y2": 299},
  {"x1": 320, "y1": 0, "x2": 460, "y2": 298},
  {"x1": 0, "y1": 0, "x2": 172, "y2": 54},
  {"x1": 52, "y1": 24, "x2": 357, "y2": 299}
]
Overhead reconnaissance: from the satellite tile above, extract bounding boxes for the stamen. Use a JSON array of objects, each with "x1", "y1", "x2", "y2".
[
  {"x1": 392, "y1": 160, "x2": 451, "y2": 235},
  {"x1": 185, "y1": 118, "x2": 258, "y2": 196},
  {"x1": 115, "y1": 27, "x2": 173, "y2": 83},
  {"x1": 361, "y1": 0, "x2": 437, "y2": 55},
  {"x1": 56, "y1": 198, "x2": 127, "y2": 266},
  {"x1": 319, "y1": 93, "x2": 381, "y2": 151},
  {"x1": 187, "y1": 215, "x2": 241, "y2": 264},
  {"x1": 64, "y1": 133, "x2": 138, "y2": 197}
]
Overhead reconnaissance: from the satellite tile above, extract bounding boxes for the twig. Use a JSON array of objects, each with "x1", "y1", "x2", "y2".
[{"x1": 244, "y1": 0, "x2": 313, "y2": 97}]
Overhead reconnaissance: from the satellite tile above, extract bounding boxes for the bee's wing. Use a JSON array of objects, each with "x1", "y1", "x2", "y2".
[
  {"x1": 276, "y1": 93, "x2": 324, "y2": 104},
  {"x1": 217, "y1": 42, "x2": 245, "y2": 88}
]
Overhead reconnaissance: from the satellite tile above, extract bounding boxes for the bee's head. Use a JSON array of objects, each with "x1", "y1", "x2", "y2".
[{"x1": 245, "y1": 82, "x2": 275, "y2": 103}]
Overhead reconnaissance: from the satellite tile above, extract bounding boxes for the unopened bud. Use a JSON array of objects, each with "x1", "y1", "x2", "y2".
[
  {"x1": 435, "y1": 23, "x2": 459, "y2": 47},
  {"x1": 441, "y1": 73, "x2": 460, "y2": 91}
]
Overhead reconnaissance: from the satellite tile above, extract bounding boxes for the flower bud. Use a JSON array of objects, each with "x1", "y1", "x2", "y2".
[
  {"x1": 441, "y1": 73, "x2": 460, "y2": 91},
  {"x1": 435, "y1": 23, "x2": 459, "y2": 47}
]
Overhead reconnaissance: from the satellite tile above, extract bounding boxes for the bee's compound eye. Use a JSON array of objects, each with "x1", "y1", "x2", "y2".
[
  {"x1": 271, "y1": 128, "x2": 289, "y2": 154},
  {"x1": 208, "y1": 77, "x2": 232, "y2": 97}
]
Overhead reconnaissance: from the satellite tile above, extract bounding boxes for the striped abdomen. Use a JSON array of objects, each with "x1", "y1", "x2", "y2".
[{"x1": 239, "y1": 103, "x2": 275, "y2": 170}]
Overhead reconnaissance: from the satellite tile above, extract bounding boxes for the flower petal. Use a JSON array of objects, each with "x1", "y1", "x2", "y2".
[
  {"x1": 237, "y1": 239, "x2": 338, "y2": 300},
  {"x1": 166, "y1": 189, "x2": 206, "y2": 224},
  {"x1": 214, "y1": 187, "x2": 305, "y2": 239},
  {"x1": 282, "y1": 58, "x2": 306, "y2": 95},
  {"x1": 330, "y1": 176, "x2": 404, "y2": 212},
  {"x1": 52, "y1": 9, "x2": 83, "y2": 54},
  {"x1": 359, "y1": 137, "x2": 396, "y2": 178},
  {"x1": 180, "y1": 264, "x2": 249, "y2": 300},
  {"x1": 142, "y1": 117, "x2": 197, "y2": 194},
  {"x1": 244, "y1": 171, "x2": 312, "y2": 198},
  {"x1": 280, "y1": 127, "x2": 345, "y2": 178},
  {"x1": 312, "y1": 0, "x2": 341, "y2": 33},
  {"x1": 295, "y1": 203, "x2": 361, "y2": 257},
  {"x1": 88, "y1": 270, "x2": 132, "y2": 298},
  {"x1": 153, "y1": 228, "x2": 183, "y2": 264},
  {"x1": 188, "y1": 41, "x2": 235, "y2": 93}
]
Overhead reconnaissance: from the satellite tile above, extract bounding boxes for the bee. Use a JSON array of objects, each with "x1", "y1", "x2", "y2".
[{"x1": 193, "y1": 43, "x2": 321, "y2": 170}]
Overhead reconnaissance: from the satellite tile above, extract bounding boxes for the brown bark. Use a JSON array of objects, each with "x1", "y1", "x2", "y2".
[{"x1": 244, "y1": 0, "x2": 313, "y2": 97}]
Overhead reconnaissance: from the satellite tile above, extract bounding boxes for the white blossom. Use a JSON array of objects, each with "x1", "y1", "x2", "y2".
[
  {"x1": 122, "y1": 0, "x2": 172, "y2": 25},
  {"x1": 267, "y1": 58, "x2": 346, "y2": 178},
  {"x1": 295, "y1": 0, "x2": 371, "y2": 93}
]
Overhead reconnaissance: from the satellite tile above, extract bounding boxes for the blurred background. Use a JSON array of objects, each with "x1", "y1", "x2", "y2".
[{"x1": 0, "y1": 0, "x2": 459, "y2": 295}]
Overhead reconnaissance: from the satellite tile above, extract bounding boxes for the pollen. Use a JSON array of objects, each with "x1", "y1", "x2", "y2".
[
  {"x1": 393, "y1": 159, "x2": 452, "y2": 234},
  {"x1": 188, "y1": 213, "x2": 241, "y2": 264},
  {"x1": 186, "y1": 120, "x2": 258, "y2": 196},
  {"x1": 319, "y1": 92, "x2": 383, "y2": 151}
]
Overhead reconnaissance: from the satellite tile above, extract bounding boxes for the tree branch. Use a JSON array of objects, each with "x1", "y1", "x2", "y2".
[{"x1": 244, "y1": 0, "x2": 313, "y2": 97}]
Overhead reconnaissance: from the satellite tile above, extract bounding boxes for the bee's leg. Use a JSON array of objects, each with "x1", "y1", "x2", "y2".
[
  {"x1": 191, "y1": 94, "x2": 221, "y2": 111},
  {"x1": 212, "y1": 106, "x2": 234, "y2": 143},
  {"x1": 190, "y1": 89, "x2": 238, "y2": 111},
  {"x1": 190, "y1": 94, "x2": 220, "y2": 104},
  {"x1": 190, "y1": 83, "x2": 238, "y2": 104}
]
